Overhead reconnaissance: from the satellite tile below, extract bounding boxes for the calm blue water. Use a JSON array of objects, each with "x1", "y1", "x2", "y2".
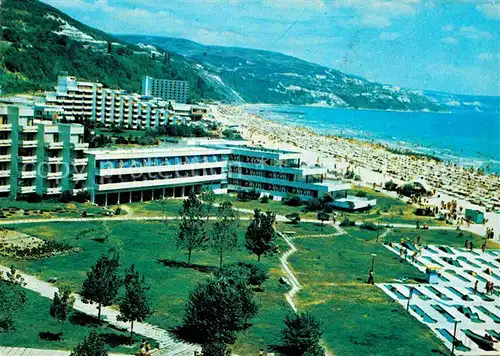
[{"x1": 246, "y1": 104, "x2": 500, "y2": 173}]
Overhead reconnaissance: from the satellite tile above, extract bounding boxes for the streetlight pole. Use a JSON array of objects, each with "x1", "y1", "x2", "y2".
[
  {"x1": 406, "y1": 286, "x2": 415, "y2": 311},
  {"x1": 371, "y1": 253, "x2": 377, "y2": 272},
  {"x1": 451, "y1": 320, "x2": 461, "y2": 356}
]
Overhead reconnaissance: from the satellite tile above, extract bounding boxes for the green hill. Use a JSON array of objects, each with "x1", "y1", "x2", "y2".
[{"x1": 0, "y1": 0, "x2": 222, "y2": 102}]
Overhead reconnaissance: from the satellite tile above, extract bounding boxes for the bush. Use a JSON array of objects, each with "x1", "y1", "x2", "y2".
[
  {"x1": 17, "y1": 193, "x2": 42, "y2": 203},
  {"x1": 58, "y1": 191, "x2": 73, "y2": 203},
  {"x1": 283, "y1": 194, "x2": 302, "y2": 207},
  {"x1": 322, "y1": 193, "x2": 333, "y2": 203},
  {"x1": 216, "y1": 262, "x2": 269, "y2": 287},
  {"x1": 285, "y1": 213, "x2": 301, "y2": 224},
  {"x1": 384, "y1": 180, "x2": 398, "y2": 191},
  {"x1": 355, "y1": 191, "x2": 367, "y2": 198},
  {"x1": 74, "y1": 190, "x2": 90, "y2": 203},
  {"x1": 360, "y1": 222, "x2": 378, "y2": 231},
  {"x1": 260, "y1": 196, "x2": 269, "y2": 204},
  {"x1": 237, "y1": 189, "x2": 260, "y2": 201},
  {"x1": 305, "y1": 198, "x2": 322, "y2": 212},
  {"x1": 340, "y1": 218, "x2": 355, "y2": 227}
]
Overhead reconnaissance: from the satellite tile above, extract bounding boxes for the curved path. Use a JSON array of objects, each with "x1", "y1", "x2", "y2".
[{"x1": 0, "y1": 265, "x2": 200, "y2": 356}]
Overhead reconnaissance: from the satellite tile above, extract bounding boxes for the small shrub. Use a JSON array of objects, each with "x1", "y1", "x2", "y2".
[
  {"x1": 355, "y1": 191, "x2": 367, "y2": 198},
  {"x1": 360, "y1": 222, "x2": 378, "y2": 231},
  {"x1": 260, "y1": 196, "x2": 269, "y2": 204},
  {"x1": 305, "y1": 198, "x2": 322, "y2": 212},
  {"x1": 285, "y1": 213, "x2": 301, "y2": 224},
  {"x1": 284, "y1": 194, "x2": 302, "y2": 207}
]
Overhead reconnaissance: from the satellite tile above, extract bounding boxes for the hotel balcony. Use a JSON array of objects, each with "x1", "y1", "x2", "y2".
[
  {"x1": 0, "y1": 139, "x2": 12, "y2": 146},
  {"x1": 19, "y1": 156, "x2": 37, "y2": 163},
  {"x1": 19, "y1": 126, "x2": 38, "y2": 133},
  {"x1": 0, "y1": 185, "x2": 10, "y2": 192},
  {"x1": 19, "y1": 171, "x2": 36, "y2": 179},
  {"x1": 45, "y1": 187, "x2": 62, "y2": 195},
  {"x1": 95, "y1": 173, "x2": 226, "y2": 191},
  {"x1": 72, "y1": 173, "x2": 88, "y2": 181},
  {"x1": 71, "y1": 143, "x2": 89, "y2": 150},
  {"x1": 0, "y1": 170, "x2": 10, "y2": 178},
  {"x1": 47, "y1": 172, "x2": 63, "y2": 180},
  {"x1": 45, "y1": 141, "x2": 64, "y2": 149},
  {"x1": 19, "y1": 186, "x2": 36, "y2": 194},
  {"x1": 46, "y1": 156, "x2": 63, "y2": 164},
  {"x1": 0, "y1": 155, "x2": 11, "y2": 162},
  {"x1": 20, "y1": 140, "x2": 38, "y2": 148},
  {"x1": 0, "y1": 124, "x2": 12, "y2": 131},
  {"x1": 228, "y1": 173, "x2": 351, "y2": 193},
  {"x1": 97, "y1": 161, "x2": 227, "y2": 176},
  {"x1": 73, "y1": 158, "x2": 88, "y2": 165}
]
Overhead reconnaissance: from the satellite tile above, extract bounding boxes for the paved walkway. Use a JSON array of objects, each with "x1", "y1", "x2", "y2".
[
  {"x1": 0, "y1": 347, "x2": 129, "y2": 356},
  {"x1": 0, "y1": 266, "x2": 200, "y2": 356}
]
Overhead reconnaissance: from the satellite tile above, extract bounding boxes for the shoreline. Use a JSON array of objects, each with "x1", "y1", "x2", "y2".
[
  {"x1": 243, "y1": 103, "x2": 500, "y2": 173},
  {"x1": 213, "y1": 104, "x2": 500, "y2": 240}
]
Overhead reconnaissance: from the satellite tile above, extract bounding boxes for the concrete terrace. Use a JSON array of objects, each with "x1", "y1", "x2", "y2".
[{"x1": 378, "y1": 243, "x2": 499, "y2": 356}]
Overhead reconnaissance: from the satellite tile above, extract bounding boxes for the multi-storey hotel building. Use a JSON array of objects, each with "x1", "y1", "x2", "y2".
[
  {"x1": 1, "y1": 104, "x2": 350, "y2": 205},
  {"x1": 142, "y1": 76, "x2": 189, "y2": 103},
  {"x1": 0, "y1": 105, "x2": 88, "y2": 198},
  {"x1": 44, "y1": 75, "x2": 207, "y2": 129}
]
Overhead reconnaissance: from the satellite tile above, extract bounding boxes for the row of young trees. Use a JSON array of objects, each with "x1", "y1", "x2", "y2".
[{"x1": 177, "y1": 190, "x2": 278, "y2": 266}]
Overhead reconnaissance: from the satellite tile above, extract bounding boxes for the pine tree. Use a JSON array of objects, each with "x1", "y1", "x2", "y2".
[
  {"x1": 50, "y1": 286, "x2": 75, "y2": 336},
  {"x1": 177, "y1": 190, "x2": 208, "y2": 264},
  {"x1": 81, "y1": 253, "x2": 121, "y2": 321},
  {"x1": 183, "y1": 277, "x2": 258, "y2": 349},
  {"x1": 0, "y1": 267, "x2": 26, "y2": 331},
  {"x1": 117, "y1": 265, "x2": 151, "y2": 345},
  {"x1": 212, "y1": 201, "x2": 240, "y2": 268},
  {"x1": 245, "y1": 209, "x2": 276, "y2": 261},
  {"x1": 281, "y1": 313, "x2": 325, "y2": 356},
  {"x1": 70, "y1": 329, "x2": 108, "y2": 356}
]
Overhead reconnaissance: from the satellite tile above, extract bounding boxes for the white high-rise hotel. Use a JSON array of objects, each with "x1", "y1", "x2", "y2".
[
  {"x1": 45, "y1": 75, "x2": 191, "y2": 129},
  {"x1": 142, "y1": 76, "x2": 189, "y2": 104}
]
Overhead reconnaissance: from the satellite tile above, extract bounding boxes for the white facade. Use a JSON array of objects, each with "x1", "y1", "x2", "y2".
[{"x1": 142, "y1": 76, "x2": 189, "y2": 104}]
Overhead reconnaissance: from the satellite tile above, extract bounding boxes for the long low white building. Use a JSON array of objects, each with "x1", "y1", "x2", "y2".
[{"x1": 84, "y1": 141, "x2": 351, "y2": 205}]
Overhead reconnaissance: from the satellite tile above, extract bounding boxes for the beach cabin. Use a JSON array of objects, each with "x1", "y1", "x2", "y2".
[
  {"x1": 465, "y1": 209, "x2": 484, "y2": 224},
  {"x1": 425, "y1": 266, "x2": 441, "y2": 284}
]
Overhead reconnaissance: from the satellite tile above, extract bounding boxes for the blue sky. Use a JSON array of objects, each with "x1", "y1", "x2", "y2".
[{"x1": 44, "y1": 0, "x2": 499, "y2": 96}]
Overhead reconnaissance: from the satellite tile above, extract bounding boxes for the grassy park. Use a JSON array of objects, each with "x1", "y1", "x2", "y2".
[
  {"x1": 0, "y1": 219, "x2": 290, "y2": 354},
  {"x1": 0, "y1": 188, "x2": 496, "y2": 355},
  {"x1": 0, "y1": 289, "x2": 134, "y2": 353},
  {"x1": 286, "y1": 224, "x2": 449, "y2": 355}
]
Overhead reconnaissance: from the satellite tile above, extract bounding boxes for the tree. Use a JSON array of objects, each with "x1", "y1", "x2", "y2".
[
  {"x1": 217, "y1": 262, "x2": 269, "y2": 289},
  {"x1": 50, "y1": 286, "x2": 75, "y2": 336},
  {"x1": 245, "y1": 209, "x2": 276, "y2": 262},
  {"x1": 317, "y1": 212, "x2": 330, "y2": 225},
  {"x1": 0, "y1": 267, "x2": 27, "y2": 331},
  {"x1": 177, "y1": 190, "x2": 208, "y2": 264},
  {"x1": 201, "y1": 188, "x2": 216, "y2": 221},
  {"x1": 117, "y1": 265, "x2": 151, "y2": 345},
  {"x1": 285, "y1": 213, "x2": 301, "y2": 224},
  {"x1": 212, "y1": 201, "x2": 240, "y2": 268},
  {"x1": 70, "y1": 329, "x2": 108, "y2": 356},
  {"x1": 281, "y1": 313, "x2": 325, "y2": 356},
  {"x1": 183, "y1": 277, "x2": 258, "y2": 351},
  {"x1": 81, "y1": 253, "x2": 121, "y2": 321}
]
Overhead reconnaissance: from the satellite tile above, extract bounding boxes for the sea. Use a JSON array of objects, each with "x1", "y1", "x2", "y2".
[{"x1": 245, "y1": 103, "x2": 500, "y2": 174}]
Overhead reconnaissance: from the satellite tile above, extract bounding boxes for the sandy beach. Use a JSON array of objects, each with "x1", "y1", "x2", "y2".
[{"x1": 213, "y1": 104, "x2": 500, "y2": 241}]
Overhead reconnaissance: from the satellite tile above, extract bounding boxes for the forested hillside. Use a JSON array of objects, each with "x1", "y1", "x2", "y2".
[{"x1": 0, "y1": 0, "x2": 221, "y2": 102}]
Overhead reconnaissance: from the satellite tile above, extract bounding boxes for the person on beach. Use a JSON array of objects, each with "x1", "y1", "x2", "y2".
[
  {"x1": 469, "y1": 241, "x2": 474, "y2": 251},
  {"x1": 474, "y1": 280, "x2": 478, "y2": 294},
  {"x1": 482, "y1": 243, "x2": 486, "y2": 254},
  {"x1": 464, "y1": 239, "x2": 469, "y2": 249}
]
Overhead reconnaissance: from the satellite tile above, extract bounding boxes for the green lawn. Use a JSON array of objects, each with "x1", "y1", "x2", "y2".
[
  {"x1": 0, "y1": 198, "x2": 113, "y2": 220},
  {"x1": 116, "y1": 199, "x2": 185, "y2": 217},
  {"x1": 344, "y1": 186, "x2": 446, "y2": 226},
  {"x1": 0, "y1": 289, "x2": 136, "y2": 354},
  {"x1": 383, "y1": 227, "x2": 500, "y2": 249},
  {"x1": 0, "y1": 220, "x2": 291, "y2": 354},
  {"x1": 287, "y1": 223, "x2": 448, "y2": 356}
]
